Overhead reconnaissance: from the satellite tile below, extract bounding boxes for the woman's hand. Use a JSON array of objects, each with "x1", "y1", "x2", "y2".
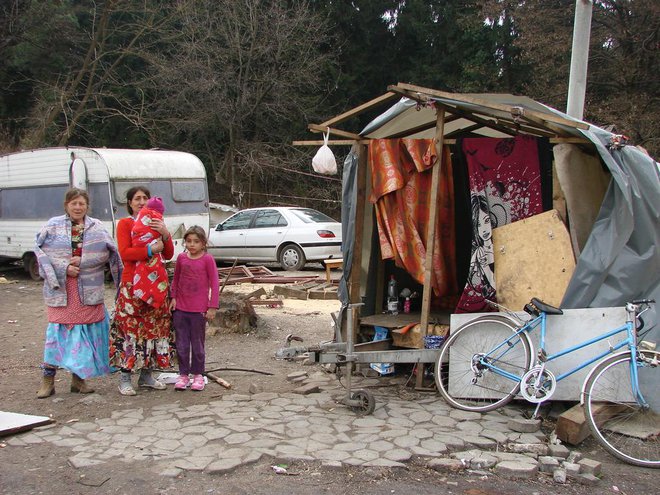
[
  {"x1": 151, "y1": 239, "x2": 165, "y2": 254},
  {"x1": 150, "y1": 218, "x2": 170, "y2": 239},
  {"x1": 67, "y1": 256, "x2": 81, "y2": 277},
  {"x1": 169, "y1": 298, "x2": 176, "y2": 312}
]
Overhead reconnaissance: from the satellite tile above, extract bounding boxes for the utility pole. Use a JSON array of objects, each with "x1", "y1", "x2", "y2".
[{"x1": 566, "y1": 0, "x2": 593, "y2": 120}]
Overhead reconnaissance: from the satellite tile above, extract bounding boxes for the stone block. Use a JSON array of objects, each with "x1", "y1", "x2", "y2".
[
  {"x1": 577, "y1": 473, "x2": 601, "y2": 485},
  {"x1": 548, "y1": 443, "x2": 570, "y2": 458},
  {"x1": 553, "y1": 468, "x2": 567, "y2": 483},
  {"x1": 494, "y1": 461, "x2": 538, "y2": 479},
  {"x1": 578, "y1": 458, "x2": 602, "y2": 476},
  {"x1": 428, "y1": 458, "x2": 466, "y2": 472},
  {"x1": 508, "y1": 417, "x2": 541, "y2": 433},
  {"x1": 292, "y1": 383, "x2": 320, "y2": 395},
  {"x1": 539, "y1": 456, "x2": 560, "y2": 473}
]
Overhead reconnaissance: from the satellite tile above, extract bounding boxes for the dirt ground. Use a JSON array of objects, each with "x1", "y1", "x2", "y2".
[{"x1": 0, "y1": 264, "x2": 656, "y2": 495}]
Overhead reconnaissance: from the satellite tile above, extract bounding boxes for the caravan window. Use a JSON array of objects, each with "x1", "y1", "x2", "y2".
[
  {"x1": 113, "y1": 179, "x2": 208, "y2": 216},
  {"x1": 172, "y1": 181, "x2": 206, "y2": 202}
]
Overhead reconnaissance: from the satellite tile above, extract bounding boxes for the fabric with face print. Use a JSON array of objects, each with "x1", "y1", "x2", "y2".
[{"x1": 456, "y1": 135, "x2": 545, "y2": 313}]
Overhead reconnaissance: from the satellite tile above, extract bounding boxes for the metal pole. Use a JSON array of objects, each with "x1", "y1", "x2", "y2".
[{"x1": 566, "y1": 0, "x2": 593, "y2": 120}]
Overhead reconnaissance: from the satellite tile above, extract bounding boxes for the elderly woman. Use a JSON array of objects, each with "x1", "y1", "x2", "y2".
[
  {"x1": 109, "y1": 186, "x2": 175, "y2": 396},
  {"x1": 35, "y1": 188, "x2": 121, "y2": 398}
]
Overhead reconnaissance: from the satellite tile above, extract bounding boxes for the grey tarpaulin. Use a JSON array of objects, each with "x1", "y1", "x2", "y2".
[
  {"x1": 336, "y1": 148, "x2": 358, "y2": 336},
  {"x1": 561, "y1": 126, "x2": 659, "y2": 337}
]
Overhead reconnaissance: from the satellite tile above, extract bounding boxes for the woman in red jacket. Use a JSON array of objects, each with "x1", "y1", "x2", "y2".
[{"x1": 109, "y1": 186, "x2": 175, "y2": 395}]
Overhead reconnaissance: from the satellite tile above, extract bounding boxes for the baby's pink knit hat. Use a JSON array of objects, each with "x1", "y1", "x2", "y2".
[{"x1": 147, "y1": 196, "x2": 165, "y2": 214}]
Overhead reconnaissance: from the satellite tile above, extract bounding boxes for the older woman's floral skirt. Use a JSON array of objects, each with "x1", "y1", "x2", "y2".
[{"x1": 109, "y1": 282, "x2": 175, "y2": 370}]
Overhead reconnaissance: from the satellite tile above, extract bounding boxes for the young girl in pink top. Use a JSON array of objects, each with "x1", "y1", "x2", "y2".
[{"x1": 169, "y1": 226, "x2": 219, "y2": 391}]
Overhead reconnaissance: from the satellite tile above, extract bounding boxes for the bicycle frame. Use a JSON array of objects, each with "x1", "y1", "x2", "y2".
[{"x1": 480, "y1": 304, "x2": 648, "y2": 405}]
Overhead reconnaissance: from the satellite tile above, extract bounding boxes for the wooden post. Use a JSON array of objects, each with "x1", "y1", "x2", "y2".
[{"x1": 416, "y1": 108, "x2": 446, "y2": 389}]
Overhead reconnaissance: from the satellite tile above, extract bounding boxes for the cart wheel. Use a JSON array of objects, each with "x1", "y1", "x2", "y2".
[{"x1": 350, "y1": 389, "x2": 375, "y2": 416}]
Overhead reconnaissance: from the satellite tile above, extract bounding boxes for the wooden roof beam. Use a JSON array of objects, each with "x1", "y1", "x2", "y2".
[
  {"x1": 319, "y1": 92, "x2": 400, "y2": 128},
  {"x1": 308, "y1": 123, "x2": 361, "y2": 140},
  {"x1": 391, "y1": 82, "x2": 590, "y2": 131}
]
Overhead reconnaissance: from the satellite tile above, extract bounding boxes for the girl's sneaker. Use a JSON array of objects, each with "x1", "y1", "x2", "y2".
[
  {"x1": 191, "y1": 374, "x2": 205, "y2": 391},
  {"x1": 174, "y1": 375, "x2": 190, "y2": 390}
]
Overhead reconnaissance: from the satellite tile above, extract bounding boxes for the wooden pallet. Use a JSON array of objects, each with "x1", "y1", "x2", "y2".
[{"x1": 273, "y1": 280, "x2": 338, "y2": 300}]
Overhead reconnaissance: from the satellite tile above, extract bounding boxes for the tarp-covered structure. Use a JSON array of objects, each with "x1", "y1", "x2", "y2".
[{"x1": 311, "y1": 83, "x2": 658, "y2": 340}]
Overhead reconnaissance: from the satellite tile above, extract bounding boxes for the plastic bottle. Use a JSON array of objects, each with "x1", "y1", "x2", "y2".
[
  {"x1": 403, "y1": 297, "x2": 411, "y2": 313},
  {"x1": 387, "y1": 275, "x2": 398, "y2": 314}
]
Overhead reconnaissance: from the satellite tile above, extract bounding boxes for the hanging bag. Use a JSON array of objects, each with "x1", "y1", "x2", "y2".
[{"x1": 311, "y1": 128, "x2": 337, "y2": 175}]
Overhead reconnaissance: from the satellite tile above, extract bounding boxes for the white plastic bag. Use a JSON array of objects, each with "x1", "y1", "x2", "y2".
[{"x1": 311, "y1": 129, "x2": 337, "y2": 175}]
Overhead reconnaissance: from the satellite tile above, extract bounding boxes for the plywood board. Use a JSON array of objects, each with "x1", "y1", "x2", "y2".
[
  {"x1": 450, "y1": 307, "x2": 628, "y2": 401},
  {"x1": 493, "y1": 209, "x2": 575, "y2": 311},
  {"x1": 0, "y1": 411, "x2": 54, "y2": 436}
]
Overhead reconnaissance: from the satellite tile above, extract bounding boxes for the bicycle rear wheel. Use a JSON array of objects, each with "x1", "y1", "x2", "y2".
[
  {"x1": 583, "y1": 350, "x2": 660, "y2": 468},
  {"x1": 435, "y1": 315, "x2": 532, "y2": 412}
]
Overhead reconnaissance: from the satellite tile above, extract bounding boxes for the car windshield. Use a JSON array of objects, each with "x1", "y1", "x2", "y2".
[{"x1": 289, "y1": 208, "x2": 336, "y2": 224}]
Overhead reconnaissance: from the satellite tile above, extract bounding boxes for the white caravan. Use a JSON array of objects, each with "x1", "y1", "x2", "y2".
[{"x1": 0, "y1": 147, "x2": 210, "y2": 279}]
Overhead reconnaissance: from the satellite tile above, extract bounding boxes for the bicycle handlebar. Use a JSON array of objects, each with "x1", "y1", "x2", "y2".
[{"x1": 631, "y1": 299, "x2": 655, "y2": 305}]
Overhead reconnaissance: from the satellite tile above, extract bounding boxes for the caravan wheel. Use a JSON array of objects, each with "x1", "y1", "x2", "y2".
[{"x1": 23, "y1": 253, "x2": 41, "y2": 281}]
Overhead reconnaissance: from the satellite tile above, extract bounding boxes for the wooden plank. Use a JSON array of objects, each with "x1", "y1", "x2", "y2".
[
  {"x1": 361, "y1": 312, "x2": 450, "y2": 328},
  {"x1": 319, "y1": 92, "x2": 399, "y2": 128},
  {"x1": 293, "y1": 139, "x2": 368, "y2": 146},
  {"x1": 0, "y1": 411, "x2": 54, "y2": 436},
  {"x1": 243, "y1": 287, "x2": 266, "y2": 300},
  {"x1": 309, "y1": 286, "x2": 339, "y2": 300},
  {"x1": 493, "y1": 209, "x2": 575, "y2": 310},
  {"x1": 247, "y1": 299, "x2": 283, "y2": 306},
  {"x1": 308, "y1": 124, "x2": 361, "y2": 140},
  {"x1": 391, "y1": 82, "x2": 590, "y2": 131},
  {"x1": 555, "y1": 402, "x2": 627, "y2": 445},
  {"x1": 273, "y1": 285, "x2": 309, "y2": 300}
]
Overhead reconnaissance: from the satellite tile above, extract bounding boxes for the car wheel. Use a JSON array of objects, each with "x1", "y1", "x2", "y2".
[{"x1": 279, "y1": 244, "x2": 305, "y2": 271}]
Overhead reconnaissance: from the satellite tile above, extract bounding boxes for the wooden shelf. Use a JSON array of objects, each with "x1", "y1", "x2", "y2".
[{"x1": 360, "y1": 311, "x2": 450, "y2": 328}]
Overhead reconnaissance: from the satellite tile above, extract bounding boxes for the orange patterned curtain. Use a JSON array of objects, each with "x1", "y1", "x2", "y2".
[{"x1": 369, "y1": 139, "x2": 457, "y2": 305}]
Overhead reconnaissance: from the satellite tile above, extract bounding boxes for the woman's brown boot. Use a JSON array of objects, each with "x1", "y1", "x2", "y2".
[
  {"x1": 37, "y1": 375, "x2": 55, "y2": 398},
  {"x1": 71, "y1": 374, "x2": 94, "y2": 394}
]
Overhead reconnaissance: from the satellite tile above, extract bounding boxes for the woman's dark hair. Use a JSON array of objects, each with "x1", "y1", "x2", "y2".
[
  {"x1": 470, "y1": 194, "x2": 496, "y2": 247},
  {"x1": 125, "y1": 186, "x2": 151, "y2": 215},
  {"x1": 63, "y1": 187, "x2": 90, "y2": 213},
  {"x1": 184, "y1": 225, "x2": 208, "y2": 250}
]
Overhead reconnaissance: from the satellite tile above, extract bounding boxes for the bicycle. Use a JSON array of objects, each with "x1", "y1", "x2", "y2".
[{"x1": 434, "y1": 297, "x2": 659, "y2": 468}]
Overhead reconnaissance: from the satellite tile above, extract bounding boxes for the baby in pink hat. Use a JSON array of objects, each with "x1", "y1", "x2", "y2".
[{"x1": 130, "y1": 197, "x2": 169, "y2": 307}]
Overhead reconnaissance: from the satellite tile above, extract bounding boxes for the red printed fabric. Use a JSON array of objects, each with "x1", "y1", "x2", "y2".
[
  {"x1": 369, "y1": 139, "x2": 458, "y2": 306},
  {"x1": 130, "y1": 207, "x2": 168, "y2": 308},
  {"x1": 456, "y1": 135, "x2": 544, "y2": 313}
]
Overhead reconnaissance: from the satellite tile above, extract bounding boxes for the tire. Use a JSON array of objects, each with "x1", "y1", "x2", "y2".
[
  {"x1": 23, "y1": 253, "x2": 41, "y2": 281},
  {"x1": 279, "y1": 244, "x2": 305, "y2": 271},
  {"x1": 583, "y1": 350, "x2": 660, "y2": 468},
  {"x1": 435, "y1": 315, "x2": 532, "y2": 412},
  {"x1": 350, "y1": 389, "x2": 376, "y2": 416}
]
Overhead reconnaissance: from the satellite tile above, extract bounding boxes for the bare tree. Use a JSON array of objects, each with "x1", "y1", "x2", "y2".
[{"x1": 145, "y1": 0, "x2": 336, "y2": 204}]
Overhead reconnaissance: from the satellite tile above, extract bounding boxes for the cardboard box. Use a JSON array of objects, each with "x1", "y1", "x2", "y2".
[{"x1": 391, "y1": 324, "x2": 449, "y2": 349}]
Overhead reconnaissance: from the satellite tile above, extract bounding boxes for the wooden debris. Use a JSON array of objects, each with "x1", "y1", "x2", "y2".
[
  {"x1": 206, "y1": 372, "x2": 232, "y2": 389},
  {"x1": 273, "y1": 279, "x2": 339, "y2": 300}
]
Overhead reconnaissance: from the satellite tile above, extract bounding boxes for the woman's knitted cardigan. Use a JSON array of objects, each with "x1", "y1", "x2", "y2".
[{"x1": 35, "y1": 214, "x2": 122, "y2": 307}]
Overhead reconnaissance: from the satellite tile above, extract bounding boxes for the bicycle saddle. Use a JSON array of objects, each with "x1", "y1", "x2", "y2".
[{"x1": 530, "y1": 298, "x2": 563, "y2": 315}]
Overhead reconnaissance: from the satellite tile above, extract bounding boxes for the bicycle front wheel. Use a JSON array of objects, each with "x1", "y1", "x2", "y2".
[
  {"x1": 435, "y1": 315, "x2": 532, "y2": 412},
  {"x1": 583, "y1": 350, "x2": 660, "y2": 468}
]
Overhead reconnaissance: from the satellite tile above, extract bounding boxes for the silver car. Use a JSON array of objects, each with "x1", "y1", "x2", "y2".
[{"x1": 208, "y1": 207, "x2": 342, "y2": 270}]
